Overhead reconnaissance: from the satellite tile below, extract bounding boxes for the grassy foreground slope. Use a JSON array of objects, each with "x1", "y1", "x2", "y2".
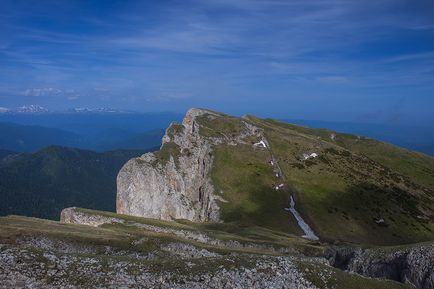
[
  {"x1": 0, "y1": 212, "x2": 414, "y2": 289},
  {"x1": 192, "y1": 111, "x2": 434, "y2": 245}
]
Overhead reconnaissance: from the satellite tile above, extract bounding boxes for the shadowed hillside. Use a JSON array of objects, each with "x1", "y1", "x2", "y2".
[{"x1": 0, "y1": 146, "x2": 153, "y2": 220}]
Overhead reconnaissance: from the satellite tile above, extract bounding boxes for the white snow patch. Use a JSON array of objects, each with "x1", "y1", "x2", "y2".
[
  {"x1": 303, "y1": 153, "x2": 318, "y2": 160},
  {"x1": 285, "y1": 196, "x2": 319, "y2": 241},
  {"x1": 274, "y1": 183, "x2": 284, "y2": 190},
  {"x1": 375, "y1": 218, "x2": 385, "y2": 224},
  {"x1": 330, "y1": 133, "x2": 336, "y2": 141},
  {"x1": 254, "y1": 140, "x2": 267, "y2": 148}
]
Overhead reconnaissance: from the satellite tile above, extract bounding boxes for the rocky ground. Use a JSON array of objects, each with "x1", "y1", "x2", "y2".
[
  {"x1": 327, "y1": 244, "x2": 434, "y2": 289},
  {"x1": 0, "y1": 241, "x2": 321, "y2": 289},
  {"x1": 0, "y1": 212, "x2": 421, "y2": 289}
]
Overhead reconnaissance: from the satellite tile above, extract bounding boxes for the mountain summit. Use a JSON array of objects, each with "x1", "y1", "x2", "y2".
[{"x1": 117, "y1": 108, "x2": 434, "y2": 245}]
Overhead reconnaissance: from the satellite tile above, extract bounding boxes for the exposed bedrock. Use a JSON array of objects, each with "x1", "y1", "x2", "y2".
[
  {"x1": 326, "y1": 244, "x2": 434, "y2": 289},
  {"x1": 60, "y1": 207, "x2": 125, "y2": 227},
  {"x1": 116, "y1": 108, "x2": 223, "y2": 222}
]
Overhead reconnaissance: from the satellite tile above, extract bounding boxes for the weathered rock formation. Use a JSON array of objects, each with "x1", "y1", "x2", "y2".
[
  {"x1": 61, "y1": 207, "x2": 125, "y2": 227},
  {"x1": 117, "y1": 108, "x2": 246, "y2": 222},
  {"x1": 326, "y1": 244, "x2": 434, "y2": 289}
]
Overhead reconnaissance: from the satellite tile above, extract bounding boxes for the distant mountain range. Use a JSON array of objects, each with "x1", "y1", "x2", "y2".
[
  {"x1": 0, "y1": 146, "x2": 152, "y2": 220},
  {"x1": 0, "y1": 105, "x2": 49, "y2": 114},
  {"x1": 0, "y1": 110, "x2": 183, "y2": 152},
  {"x1": 0, "y1": 122, "x2": 165, "y2": 152},
  {"x1": 0, "y1": 122, "x2": 84, "y2": 151},
  {"x1": 1, "y1": 107, "x2": 432, "y2": 156},
  {"x1": 0, "y1": 105, "x2": 134, "y2": 114}
]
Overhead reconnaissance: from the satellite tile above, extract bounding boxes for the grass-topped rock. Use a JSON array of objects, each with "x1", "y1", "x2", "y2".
[{"x1": 116, "y1": 108, "x2": 434, "y2": 246}]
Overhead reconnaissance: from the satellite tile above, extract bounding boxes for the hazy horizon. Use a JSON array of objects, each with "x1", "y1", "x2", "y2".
[{"x1": 1, "y1": 107, "x2": 433, "y2": 156}]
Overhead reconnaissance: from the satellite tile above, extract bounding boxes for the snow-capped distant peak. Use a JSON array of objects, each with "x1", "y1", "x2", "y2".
[
  {"x1": 15, "y1": 105, "x2": 49, "y2": 113},
  {"x1": 69, "y1": 107, "x2": 129, "y2": 113},
  {"x1": 0, "y1": 105, "x2": 133, "y2": 114}
]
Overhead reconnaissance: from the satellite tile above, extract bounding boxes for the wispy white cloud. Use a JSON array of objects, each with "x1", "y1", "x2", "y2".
[
  {"x1": 1, "y1": 0, "x2": 433, "y2": 120},
  {"x1": 385, "y1": 51, "x2": 434, "y2": 63},
  {"x1": 317, "y1": 76, "x2": 348, "y2": 84},
  {"x1": 22, "y1": 87, "x2": 62, "y2": 97}
]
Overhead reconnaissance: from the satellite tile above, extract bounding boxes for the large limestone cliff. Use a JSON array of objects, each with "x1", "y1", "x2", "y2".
[{"x1": 117, "y1": 108, "x2": 247, "y2": 222}]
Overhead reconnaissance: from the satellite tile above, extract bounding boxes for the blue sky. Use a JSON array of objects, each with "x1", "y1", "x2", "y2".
[{"x1": 1, "y1": 0, "x2": 434, "y2": 124}]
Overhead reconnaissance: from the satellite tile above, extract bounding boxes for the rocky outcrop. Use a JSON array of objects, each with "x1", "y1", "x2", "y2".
[
  {"x1": 116, "y1": 108, "x2": 260, "y2": 222},
  {"x1": 326, "y1": 244, "x2": 434, "y2": 289},
  {"x1": 117, "y1": 108, "x2": 218, "y2": 222},
  {"x1": 60, "y1": 207, "x2": 124, "y2": 227}
]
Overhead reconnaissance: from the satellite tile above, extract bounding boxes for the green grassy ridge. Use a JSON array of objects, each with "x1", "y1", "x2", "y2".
[
  {"x1": 196, "y1": 113, "x2": 247, "y2": 138},
  {"x1": 0, "y1": 212, "x2": 322, "y2": 258},
  {"x1": 177, "y1": 112, "x2": 434, "y2": 245},
  {"x1": 0, "y1": 215, "x2": 130, "y2": 249},
  {"x1": 336, "y1": 136, "x2": 434, "y2": 189},
  {"x1": 194, "y1": 113, "x2": 303, "y2": 234},
  {"x1": 148, "y1": 111, "x2": 433, "y2": 245},
  {"x1": 257, "y1": 117, "x2": 434, "y2": 189},
  {"x1": 153, "y1": 141, "x2": 181, "y2": 167},
  {"x1": 73, "y1": 207, "x2": 323, "y2": 256},
  {"x1": 244, "y1": 116, "x2": 433, "y2": 245}
]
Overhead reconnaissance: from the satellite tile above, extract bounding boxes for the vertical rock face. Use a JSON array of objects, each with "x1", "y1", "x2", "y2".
[
  {"x1": 116, "y1": 108, "x2": 222, "y2": 222},
  {"x1": 327, "y1": 245, "x2": 434, "y2": 289}
]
